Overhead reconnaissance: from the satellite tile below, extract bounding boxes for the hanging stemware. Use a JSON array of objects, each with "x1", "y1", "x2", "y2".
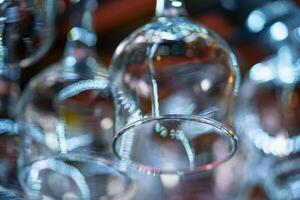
[
  {"x1": 237, "y1": 7, "x2": 300, "y2": 199},
  {"x1": 0, "y1": 0, "x2": 56, "y2": 68},
  {"x1": 0, "y1": 0, "x2": 56, "y2": 187},
  {"x1": 109, "y1": 0, "x2": 240, "y2": 175},
  {"x1": 17, "y1": 1, "x2": 134, "y2": 199}
]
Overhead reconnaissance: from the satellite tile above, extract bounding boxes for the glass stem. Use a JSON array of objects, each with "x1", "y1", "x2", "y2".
[
  {"x1": 147, "y1": 44, "x2": 160, "y2": 117},
  {"x1": 56, "y1": 1, "x2": 99, "y2": 153},
  {"x1": 63, "y1": 0, "x2": 98, "y2": 59},
  {"x1": 156, "y1": 0, "x2": 187, "y2": 17}
]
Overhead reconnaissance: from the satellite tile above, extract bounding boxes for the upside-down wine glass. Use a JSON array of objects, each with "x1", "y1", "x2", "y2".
[
  {"x1": 237, "y1": 10, "x2": 300, "y2": 199},
  {"x1": 109, "y1": 0, "x2": 240, "y2": 176},
  {"x1": 16, "y1": 0, "x2": 134, "y2": 199},
  {"x1": 0, "y1": 0, "x2": 56, "y2": 187},
  {"x1": 0, "y1": 0, "x2": 56, "y2": 68},
  {"x1": 237, "y1": 47, "x2": 300, "y2": 200},
  {"x1": 0, "y1": 0, "x2": 56, "y2": 129}
]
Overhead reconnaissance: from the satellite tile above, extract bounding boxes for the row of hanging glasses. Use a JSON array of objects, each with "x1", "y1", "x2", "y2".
[
  {"x1": 0, "y1": 0, "x2": 299, "y2": 199},
  {"x1": 0, "y1": 0, "x2": 242, "y2": 199}
]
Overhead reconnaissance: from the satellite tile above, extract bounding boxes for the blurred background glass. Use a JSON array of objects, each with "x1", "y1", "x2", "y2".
[
  {"x1": 236, "y1": 1, "x2": 300, "y2": 199},
  {"x1": 0, "y1": 0, "x2": 55, "y2": 189},
  {"x1": 0, "y1": 0, "x2": 56, "y2": 68},
  {"x1": 16, "y1": 0, "x2": 134, "y2": 199}
]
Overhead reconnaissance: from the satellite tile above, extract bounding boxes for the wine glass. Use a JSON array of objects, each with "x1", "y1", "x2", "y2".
[
  {"x1": 0, "y1": 0, "x2": 56, "y2": 124},
  {"x1": 0, "y1": 0, "x2": 56, "y2": 187},
  {"x1": 0, "y1": 16, "x2": 20, "y2": 188},
  {"x1": 237, "y1": 46, "x2": 300, "y2": 199},
  {"x1": 0, "y1": 0, "x2": 56, "y2": 68},
  {"x1": 16, "y1": 0, "x2": 134, "y2": 199},
  {"x1": 236, "y1": 11, "x2": 300, "y2": 198},
  {"x1": 109, "y1": 0, "x2": 240, "y2": 175}
]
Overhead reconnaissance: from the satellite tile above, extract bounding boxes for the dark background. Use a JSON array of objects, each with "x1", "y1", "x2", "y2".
[{"x1": 21, "y1": 0, "x2": 286, "y2": 87}]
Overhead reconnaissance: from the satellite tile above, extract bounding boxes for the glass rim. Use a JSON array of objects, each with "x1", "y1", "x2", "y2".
[
  {"x1": 19, "y1": 154, "x2": 136, "y2": 200},
  {"x1": 113, "y1": 114, "x2": 238, "y2": 176}
]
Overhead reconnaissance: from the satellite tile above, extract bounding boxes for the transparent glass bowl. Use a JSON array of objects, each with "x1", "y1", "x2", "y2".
[
  {"x1": 17, "y1": 58, "x2": 114, "y2": 156},
  {"x1": 110, "y1": 15, "x2": 240, "y2": 175},
  {"x1": 16, "y1": 46, "x2": 121, "y2": 199}
]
